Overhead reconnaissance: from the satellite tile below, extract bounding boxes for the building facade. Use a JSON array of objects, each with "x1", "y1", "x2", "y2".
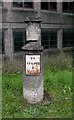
[{"x1": 0, "y1": 0, "x2": 74, "y2": 59}]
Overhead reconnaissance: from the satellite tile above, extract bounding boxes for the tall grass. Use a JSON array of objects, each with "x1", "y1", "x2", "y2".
[
  {"x1": 2, "y1": 52, "x2": 73, "y2": 74},
  {"x1": 44, "y1": 52, "x2": 72, "y2": 71},
  {"x1": 2, "y1": 58, "x2": 23, "y2": 74}
]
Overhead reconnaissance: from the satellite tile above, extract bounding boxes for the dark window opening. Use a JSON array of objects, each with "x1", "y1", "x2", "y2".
[
  {"x1": 63, "y1": 2, "x2": 74, "y2": 13},
  {"x1": 0, "y1": 30, "x2": 2, "y2": 54},
  {"x1": 41, "y1": 30, "x2": 57, "y2": 49},
  {"x1": 0, "y1": 31, "x2": 2, "y2": 54},
  {"x1": 50, "y1": 2, "x2": 57, "y2": 11},
  {"x1": 41, "y1": 31, "x2": 49, "y2": 49},
  {"x1": 63, "y1": 2, "x2": 68, "y2": 12},
  {"x1": 63, "y1": 29, "x2": 74, "y2": 47},
  {"x1": 0, "y1": 30, "x2": 4, "y2": 54},
  {"x1": 41, "y1": 2, "x2": 49, "y2": 10},
  {"x1": 24, "y1": 2, "x2": 33, "y2": 8},
  {"x1": 2, "y1": 31, "x2": 4, "y2": 54},
  {"x1": 69, "y1": 2, "x2": 74, "y2": 13},
  {"x1": 13, "y1": 2, "x2": 23, "y2": 7},
  {"x1": 50, "y1": 31, "x2": 57, "y2": 48},
  {"x1": 13, "y1": 2, "x2": 33, "y2": 8},
  {"x1": 13, "y1": 30, "x2": 25, "y2": 52}
]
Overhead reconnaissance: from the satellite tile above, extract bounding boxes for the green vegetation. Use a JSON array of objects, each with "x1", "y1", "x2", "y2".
[{"x1": 2, "y1": 53, "x2": 73, "y2": 118}]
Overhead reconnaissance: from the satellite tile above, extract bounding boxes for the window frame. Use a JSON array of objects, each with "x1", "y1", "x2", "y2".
[
  {"x1": 41, "y1": 1, "x2": 57, "y2": 11},
  {"x1": 63, "y1": 2, "x2": 74, "y2": 13},
  {"x1": 13, "y1": 29, "x2": 26, "y2": 53},
  {"x1": 41, "y1": 2, "x2": 49, "y2": 10},
  {"x1": 63, "y1": 29, "x2": 74, "y2": 47},
  {"x1": 12, "y1": 0, "x2": 34, "y2": 9},
  {"x1": 41, "y1": 29, "x2": 57, "y2": 49}
]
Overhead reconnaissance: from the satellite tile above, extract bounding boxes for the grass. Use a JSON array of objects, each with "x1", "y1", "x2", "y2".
[{"x1": 2, "y1": 54, "x2": 73, "y2": 118}]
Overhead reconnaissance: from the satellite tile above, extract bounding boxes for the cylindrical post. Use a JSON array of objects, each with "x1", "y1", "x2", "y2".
[{"x1": 22, "y1": 17, "x2": 44, "y2": 104}]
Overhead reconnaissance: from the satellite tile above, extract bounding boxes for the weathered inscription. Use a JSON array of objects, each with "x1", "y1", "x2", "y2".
[{"x1": 26, "y1": 55, "x2": 40, "y2": 75}]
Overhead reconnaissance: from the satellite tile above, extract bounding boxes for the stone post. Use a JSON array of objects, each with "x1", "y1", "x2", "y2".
[
  {"x1": 57, "y1": 28, "x2": 63, "y2": 51},
  {"x1": 57, "y1": 2, "x2": 63, "y2": 52},
  {"x1": 57, "y1": 2, "x2": 62, "y2": 13},
  {"x1": 4, "y1": 27, "x2": 14, "y2": 60},
  {"x1": 22, "y1": 17, "x2": 44, "y2": 104}
]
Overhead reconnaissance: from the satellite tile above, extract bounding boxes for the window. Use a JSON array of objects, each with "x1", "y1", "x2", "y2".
[
  {"x1": 2, "y1": 31, "x2": 4, "y2": 53},
  {"x1": 0, "y1": 30, "x2": 4, "y2": 54},
  {"x1": 63, "y1": 29, "x2": 74, "y2": 47},
  {"x1": 69, "y1": 2, "x2": 74, "y2": 13},
  {"x1": 13, "y1": 0, "x2": 33, "y2": 9},
  {"x1": 41, "y1": 29, "x2": 57, "y2": 49},
  {"x1": 50, "y1": 31, "x2": 57, "y2": 48},
  {"x1": 41, "y1": 2, "x2": 49, "y2": 10},
  {"x1": 13, "y1": 29, "x2": 26, "y2": 52},
  {"x1": 41, "y1": 2, "x2": 57, "y2": 11},
  {"x1": 0, "y1": 30, "x2": 2, "y2": 54},
  {"x1": 50, "y1": 2, "x2": 57, "y2": 11},
  {"x1": 13, "y1": 2, "x2": 23, "y2": 7},
  {"x1": 41, "y1": 30, "x2": 49, "y2": 49},
  {"x1": 24, "y1": 2, "x2": 33, "y2": 8},
  {"x1": 63, "y1": 2, "x2": 74, "y2": 13}
]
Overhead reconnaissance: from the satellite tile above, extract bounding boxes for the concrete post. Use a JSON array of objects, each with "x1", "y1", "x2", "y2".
[
  {"x1": 34, "y1": 0, "x2": 41, "y2": 17},
  {"x1": 57, "y1": 28, "x2": 63, "y2": 50},
  {"x1": 22, "y1": 43, "x2": 44, "y2": 104},
  {"x1": 57, "y1": 2, "x2": 63, "y2": 13},
  {"x1": 22, "y1": 17, "x2": 44, "y2": 104},
  {"x1": 4, "y1": 27, "x2": 14, "y2": 60},
  {"x1": 57, "y1": 2, "x2": 63, "y2": 51}
]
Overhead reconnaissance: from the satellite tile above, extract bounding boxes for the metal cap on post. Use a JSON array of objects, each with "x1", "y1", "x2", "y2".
[{"x1": 22, "y1": 17, "x2": 44, "y2": 104}]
